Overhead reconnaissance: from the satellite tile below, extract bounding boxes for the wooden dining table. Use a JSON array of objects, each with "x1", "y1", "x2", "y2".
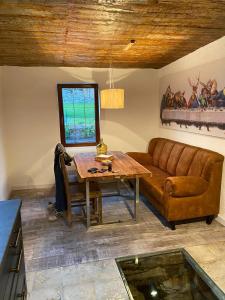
[{"x1": 73, "y1": 151, "x2": 151, "y2": 228}]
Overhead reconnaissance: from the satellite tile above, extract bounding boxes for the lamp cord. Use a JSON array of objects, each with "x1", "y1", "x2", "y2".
[
  {"x1": 109, "y1": 63, "x2": 115, "y2": 89},
  {"x1": 109, "y1": 65, "x2": 111, "y2": 89},
  {"x1": 109, "y1": 38, "x2": 115, "y2": 89},
  {"x1": 109, "y1": 66, "x2": 115, "y2": 89}
]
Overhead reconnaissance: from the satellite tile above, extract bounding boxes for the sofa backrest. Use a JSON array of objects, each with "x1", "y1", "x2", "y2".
[{"x1": 148, "y1": 138, "x2": 224, "y2": 180}]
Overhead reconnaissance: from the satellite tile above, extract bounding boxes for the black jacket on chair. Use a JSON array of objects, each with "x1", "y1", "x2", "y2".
[{"x1": 54, "y1": 143, "x2": 72, "y2": 212}]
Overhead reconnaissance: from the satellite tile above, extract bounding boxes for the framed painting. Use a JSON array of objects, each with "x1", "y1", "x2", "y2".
[{"x1": 160, "y1": 58, "x2": 225, "y2": 138}]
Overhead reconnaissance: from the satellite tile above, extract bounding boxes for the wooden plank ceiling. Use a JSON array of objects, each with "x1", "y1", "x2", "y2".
[{"x1": 0, "y1": 0, "x2": 225, "y2": 68}]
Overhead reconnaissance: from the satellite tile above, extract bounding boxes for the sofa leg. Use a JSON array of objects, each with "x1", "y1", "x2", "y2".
[
  {"x1": 169, "y1": 221, "x2": 176, "y2": 230},
  {"x1": 206, "y1": 215, "x2": 214, "y2": 225}
]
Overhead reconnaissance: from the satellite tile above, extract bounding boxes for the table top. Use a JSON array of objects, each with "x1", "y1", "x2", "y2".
[
  {"x1": 74, "y1": 151, "x2": 151, "y2": 180},
  {"x1": 0, "y1": 199, "x2": 21, "y2": 269}
]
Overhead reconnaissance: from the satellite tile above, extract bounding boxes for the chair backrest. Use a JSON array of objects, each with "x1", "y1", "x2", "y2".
[
  {"x1": 55, "y1": 143, "x2": 72, "y2": 166},
  {"x1": 55, "y1": 143, "x2": 66, "y2": 155},
  {"x1": 59, "y1": 153, "x2": 71, "y2": 205}
]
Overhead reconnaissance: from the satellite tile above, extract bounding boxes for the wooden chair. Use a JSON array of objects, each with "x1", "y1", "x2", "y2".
[{"x1": 59, "y1": 153, "x2": 102, "y2": 226}]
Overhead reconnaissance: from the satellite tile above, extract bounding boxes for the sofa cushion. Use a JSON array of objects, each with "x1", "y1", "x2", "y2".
[
  {"x1": 159, "y1": 141, "x2": 174, "y2": 171},
  {"x1": 141, "y1": 165, "x2": 169, "y2": 201},
  {"x1": 176, "y1": 147, "x2": 198, "y2": 176},
  {"x1": 152, "y1": 140, "x2": 166, "y2": 167},
  {"x1": 188, "y1": 150, "x2": 212, "y2": 178},
  {"x1": 165, "y1": 176, "x2": 209, "y2": 197},
  {"x1": 166, "y1": 144, "x2": 185, "y2": 175}
]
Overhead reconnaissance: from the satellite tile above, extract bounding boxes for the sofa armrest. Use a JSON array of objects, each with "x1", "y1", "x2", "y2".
[
  {"x1": 165, "y1": 176, "x2": 209, "y2": 197},
  {"x1": 126, "y1": 152, "x2": 152, "y2": 166}
]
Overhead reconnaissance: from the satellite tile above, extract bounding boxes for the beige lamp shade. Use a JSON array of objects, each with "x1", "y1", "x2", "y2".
[{"x1": 100, "y1": 88, "x2": 124, "y2": 109}]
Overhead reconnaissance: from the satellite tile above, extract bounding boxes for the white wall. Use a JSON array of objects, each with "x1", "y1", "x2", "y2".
[
  {"x1": 0, "y1": 67, "x2": 8, "y2": 199},
  {"x1": 2, "y1": 67, "x2": 159, "y2": 189},
  {"x1": 158, "y1": 37, "x2": 225, "y2": 221},
  {"x1": 2, "y1": 36, "x2": 225, "y2": 222}
]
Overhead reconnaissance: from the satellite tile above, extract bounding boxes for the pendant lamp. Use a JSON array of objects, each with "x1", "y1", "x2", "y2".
[{"x1": 101, "y1": 67, "x2": 124, "y2": 109}]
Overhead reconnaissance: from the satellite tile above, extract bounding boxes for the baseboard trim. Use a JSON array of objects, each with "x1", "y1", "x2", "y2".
[
  {"x1": 216, "y1": 215, "x2": 225, "y2": 226},
  {"x1": 11, "y1": 183, "x2": 55, "y2": 191}
]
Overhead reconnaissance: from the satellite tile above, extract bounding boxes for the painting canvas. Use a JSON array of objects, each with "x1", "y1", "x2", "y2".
[{"x1": 160, "y1": 58, "x2": 225, "y2": 138}]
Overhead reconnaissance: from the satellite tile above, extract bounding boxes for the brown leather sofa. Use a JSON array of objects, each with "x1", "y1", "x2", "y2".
[{"x1": 127, "y1": 138, "x2": 224, "y2": 229}]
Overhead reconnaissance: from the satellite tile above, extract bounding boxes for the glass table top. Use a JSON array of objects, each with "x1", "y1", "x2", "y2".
[{"x1": 116, "y1": 249, "x2": 225, "y2": 300}]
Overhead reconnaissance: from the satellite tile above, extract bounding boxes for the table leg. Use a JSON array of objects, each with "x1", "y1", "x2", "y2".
[
  {"x1": 135, "y1": 176, "x2": 139, "y2": 203},
  {"x1": 86, "y1": 180, "x2": 90, "y2": 229},
  {"x1": 116, "y1": 179, "x2": 120, "y2": 196},
  {"x1": 134, "y1": 176, "x2": 139, "y2": 221}
]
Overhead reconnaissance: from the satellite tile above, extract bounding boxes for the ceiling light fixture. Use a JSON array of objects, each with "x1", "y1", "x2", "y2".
[{"x1": 101, "y1": 66, "x2": 124, "y2": 109}]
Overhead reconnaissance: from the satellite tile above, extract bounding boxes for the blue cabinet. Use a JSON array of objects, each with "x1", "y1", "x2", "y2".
[{"x1": 0, "y1": 200, "x2": 27, "y2": 300}]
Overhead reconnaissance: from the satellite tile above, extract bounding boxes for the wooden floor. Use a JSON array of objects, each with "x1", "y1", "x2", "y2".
[{"x1": 11, "y1": 186, "x2": 225, "y2": 273}]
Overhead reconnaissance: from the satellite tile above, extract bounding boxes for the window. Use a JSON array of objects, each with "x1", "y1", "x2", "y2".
[{"x1": 57, "y1": 83, "x2": 100, "y2": 147}]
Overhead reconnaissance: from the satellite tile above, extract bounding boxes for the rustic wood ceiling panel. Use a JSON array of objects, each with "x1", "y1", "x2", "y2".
[{"x1": 0, "y1": 0, "x2": 225, "y2": 68}]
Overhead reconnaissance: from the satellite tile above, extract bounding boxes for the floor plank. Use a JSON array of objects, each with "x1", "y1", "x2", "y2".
[{"x1": 10, "y1": 187, "x2": 225, "y2": 273}]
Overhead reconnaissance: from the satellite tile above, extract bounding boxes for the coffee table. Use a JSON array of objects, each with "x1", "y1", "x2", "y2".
[{"x1": 74, "y1": 151, "x2": 151, "y2": 228}]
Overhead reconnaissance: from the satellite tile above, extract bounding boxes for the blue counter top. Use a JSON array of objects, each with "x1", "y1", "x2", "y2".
[{"x1": 0, "y1": 199, "x2": 21, "y2": 268}]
